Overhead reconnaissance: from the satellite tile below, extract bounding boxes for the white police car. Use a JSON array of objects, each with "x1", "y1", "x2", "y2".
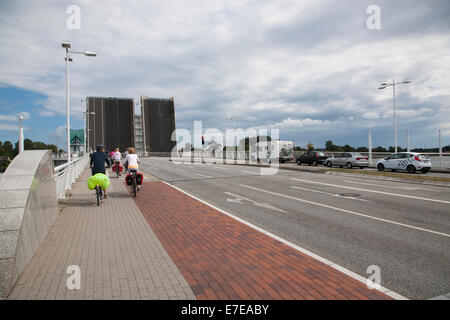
[{"x1": 376, "y1": 152, "x2": 431, "y2": 174}]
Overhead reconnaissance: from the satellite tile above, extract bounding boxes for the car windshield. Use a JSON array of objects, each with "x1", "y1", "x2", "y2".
[{"x1": 317, "y1": 152, "x2": 326, "y2": 157}]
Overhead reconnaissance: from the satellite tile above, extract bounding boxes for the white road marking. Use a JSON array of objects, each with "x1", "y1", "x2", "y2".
[
  {"x1": 224, "y1": 192, "x2": 287, "y2": 213},
  {"x1": 213, "y1": 166, "x2": 228, "y2": 170},
  {"x1": 290, "y1": 178, "x2": 450, "y2": 205},
  {"x1": 240, "y1": 184, "x2": 450, "y2": 238},
  {"x1": 163, "y1": 181, "x2": 407, "y2": 300},
  {"x1": 343, "y1": 180, "x2": 430, "y2": 191},
  {"x1": 291, "y1": 186, "x2": 372, "y2": 202},
  {"x1": 241, "y1": 170, "x2": 258, "y2": 174},
  {"x1": 196, "y1": 173, "x2": 213, "y2": 178},
  {"x1": 176, "y1": 168, "x2": 186, "y2": 172}
]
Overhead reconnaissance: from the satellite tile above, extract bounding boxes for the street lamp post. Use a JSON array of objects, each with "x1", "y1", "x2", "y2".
[
  {"x1": 61, "y1": 41, "x2": 96, "y2": 162},
  {"x1": 379, "y1": 79, "x2": 411, "y2": 153},
  {"x1": 227, "y1": 116, "x2": 239, "y2": 160},
  {"x1": 82, "y1": 110, "x2": 96, "y2": 156},
  {"x1": 18, "y1": 113, "x2": 24, "y2": 153}
]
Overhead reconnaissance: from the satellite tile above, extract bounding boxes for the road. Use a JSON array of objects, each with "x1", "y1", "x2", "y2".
[
  {"x1": 139, "y1": 157, "x2": 450, "y2": 300},
  {"x1": 282, "y1": 162, "x2": 450, "y2": 179}
]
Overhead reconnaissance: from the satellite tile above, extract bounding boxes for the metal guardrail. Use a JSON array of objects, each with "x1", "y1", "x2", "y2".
[
  {"x1": 154, "y1": 150, "x2": 450, "y2": 169},
  {"x1": 54, "y1": 154, "x2": 90, "y2": 199}
]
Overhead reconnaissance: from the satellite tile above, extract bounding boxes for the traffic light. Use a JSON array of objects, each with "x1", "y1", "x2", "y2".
[{"x1": 202, "y1": 136, "x2": 205, "y2": 145}]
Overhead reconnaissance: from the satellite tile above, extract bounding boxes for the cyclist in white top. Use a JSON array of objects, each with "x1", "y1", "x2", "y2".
[
  {"x1": 123, "y1": 147, "x2": 141, "y2": 190},
  {"x1": 112, "y1": 148, "x2": 122, "y2": 176}
]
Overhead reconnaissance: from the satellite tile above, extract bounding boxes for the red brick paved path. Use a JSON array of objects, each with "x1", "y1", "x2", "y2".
[{"x1": 134, "y1": 181, "x2": 392, "y2": 300}]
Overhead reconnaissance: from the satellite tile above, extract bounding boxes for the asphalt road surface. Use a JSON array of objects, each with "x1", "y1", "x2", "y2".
[{"x1": 139, "y1": 157, "x2": 450, "y2": 300}]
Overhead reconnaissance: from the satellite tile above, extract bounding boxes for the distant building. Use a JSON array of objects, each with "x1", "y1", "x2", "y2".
[
  {"x1": 86, "y1": 97, "x2": 135, "y2": 153},
  {"x1": 70, "y1": 129, "x2": 85, "y2": 155},
  {"x1": 140, "y1": 96, "x2": 176, "y2": 153}
]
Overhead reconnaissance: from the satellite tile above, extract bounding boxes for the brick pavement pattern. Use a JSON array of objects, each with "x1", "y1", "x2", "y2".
[
  {"x1": 7, "y1": 170, "x2": 195, "y2": 300},
  {"x1": 135, "y1": 181, "x2": 392, "y2": 300}
]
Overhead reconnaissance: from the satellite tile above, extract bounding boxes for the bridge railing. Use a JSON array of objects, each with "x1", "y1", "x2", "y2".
[
  {"x1": 159, "y1": 150, "x2": 450, "y2": 169},
  {"x1": 54, "y1": 154, "x2": 90, "y2": 199}
]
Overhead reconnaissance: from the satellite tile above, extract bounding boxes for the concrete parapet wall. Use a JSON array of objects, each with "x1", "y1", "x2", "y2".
[{"x1": 0, "y1": 150, "x2": 58, "y2": 299}]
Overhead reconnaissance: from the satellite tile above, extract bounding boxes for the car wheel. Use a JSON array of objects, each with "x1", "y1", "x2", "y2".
[
  {"x1": 340, "y1": 166, "x2": 343, "y2": 168},
  {"x1": 407, "y1": 165, "x2": 416, "y2": 174},
  {"x1": 421, "y1": 168, "x2": 429, "y2": 174},
  {"x1": 391, "y1": 169, "x2": 397, "y2": 172},
  {"x1": 297, "y1": 159, "x2": 301, "y2": 165},
  {"x1": 359, "y1": 166, "x2": 364, "y2": 169},
  {"x1": 377, "y1": 163, "x2": 385, "y2": 171},
  {"x1": 346, "y1": 162, "x2": 352, "y2": 169},
  {"x1": 327, "y1": 161, "x2": 332, "y2": 167},
  {"x1": 312, "y1": 160, "x2": 318, "y2": 166}
]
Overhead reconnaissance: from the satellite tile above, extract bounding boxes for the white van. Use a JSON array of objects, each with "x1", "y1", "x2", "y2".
[{"x1": 251, "y1": 140, "x2": 294, "y2": 163}]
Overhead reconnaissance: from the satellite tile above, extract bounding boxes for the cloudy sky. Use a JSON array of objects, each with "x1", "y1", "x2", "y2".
[{"x1": 0, "y1": 0, "x2": 449, "y2": 150}]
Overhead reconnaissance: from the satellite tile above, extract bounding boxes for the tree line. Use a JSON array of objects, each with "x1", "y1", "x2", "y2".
[
  {"x1": 0, "y1": 138, "x2": 58, "y2": 159},
  {"x1": 314, "y1": 140, "x2": 450, "y2": 153}
]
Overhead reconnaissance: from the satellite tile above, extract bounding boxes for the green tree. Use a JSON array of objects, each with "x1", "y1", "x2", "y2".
[
  {"x1": 373, "y1": 146, "x2": 387, "y2": 152},
  {"x1": 325, "y1": 140, "x2": 335, "y2": 151},
  {"x1": 24, "y1": 138, "x2": 33, "y2": 150},
  {"x1": 3, "y1": 141, "x2": 14, "y2": 158},
  {"x1": 343, "y1": 144, "x2": 354, "y2": 152},
  {"x1": 356, "y1": 147, "x2": 368, "y2": 152}
]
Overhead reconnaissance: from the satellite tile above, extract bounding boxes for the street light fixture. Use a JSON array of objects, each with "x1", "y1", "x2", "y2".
[
  {"x1": 378, "y1": 79, "x2": 411, "y2": 153},
  {"x1": 82, "y1": 98, "x2": 96, "y2": 155},
  {"x1": 61, "y1": 41, "x2": 96, "y2": 162}
]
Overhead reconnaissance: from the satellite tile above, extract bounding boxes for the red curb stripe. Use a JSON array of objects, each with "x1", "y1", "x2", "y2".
[{"x1": 134, "y1": 181, "x2": 392, "y2": 300}]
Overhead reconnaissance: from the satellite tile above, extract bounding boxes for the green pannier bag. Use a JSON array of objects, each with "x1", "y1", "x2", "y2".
[{"x1": 87, "y1": 173, "x2": 110, "y2": 191}]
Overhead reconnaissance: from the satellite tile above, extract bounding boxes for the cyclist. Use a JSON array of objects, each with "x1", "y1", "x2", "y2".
[
  {"x1": 123, "y1": 147, "x2": 140, "y2": 191},
  {"x1": 112, "y1": 148, "x2": 122, "y2": 176},
  {"x1": 123, "y1": 148, "x2": 129, "y2": 173},
  {"x1": 108, "y1": 149, "x2": 115, "y2": 164},
  {"x1": 90, "y1": 144, "x2": 111, "y2": 198}
]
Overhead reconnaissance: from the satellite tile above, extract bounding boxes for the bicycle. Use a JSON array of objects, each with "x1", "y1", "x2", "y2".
[
  {"x1": 127, "y1": 170, "x2": 140, "y2": 198},
  {"x1": 113, "y1": 161, "x2": 121, "y2": 179},
  {"x1": 95, "y1": 185, "x2": 103, "y2": 206}
]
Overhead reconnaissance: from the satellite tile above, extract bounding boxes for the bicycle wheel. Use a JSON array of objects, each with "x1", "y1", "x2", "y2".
[
  {"x1": 96, "y1": 187, "x2": 100, "y2": 206},
  {"x1": 132, "y1": 178, "x2": 137, "y2": 198}
]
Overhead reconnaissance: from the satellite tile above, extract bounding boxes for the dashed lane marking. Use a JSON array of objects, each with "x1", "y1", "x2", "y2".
[
  {"x1": 290, "y1": 178, "x2": 450, "y2": 205},
  {"x1": 240, "y1": 184, "x2": 450, "y2": 238}
]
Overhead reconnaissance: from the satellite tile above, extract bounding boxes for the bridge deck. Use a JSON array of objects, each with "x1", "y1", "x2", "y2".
[{"x1": 8, "y1": 167, "x2": 391, "y2": 300}]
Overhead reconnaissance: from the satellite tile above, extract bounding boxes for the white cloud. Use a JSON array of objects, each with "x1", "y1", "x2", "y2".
[
  {"x1": 0, "y1": 124, "x2": 29, "y2": 131},
  {"x1": 271, "y1": 117, "x2": 330, "y2": 129},
  {"x1": 0, "y1": 0, "x2": 449, "y2": 147},
  {"x1": 0, "y1": 111, "x2": 30, "y2": 121},
  {"x1": 362, "y1": 112, "x2": 380, "y2": 120},
  {"x1": 0, "y1": 115, "x2": 17, "y2": 121}
]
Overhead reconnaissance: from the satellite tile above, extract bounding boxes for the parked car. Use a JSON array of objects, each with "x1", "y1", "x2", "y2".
[
  {"x1": 376, "y1": 152, "x2": 431, "y2": 174},
  {"x1": 325, "y1": 153, "x2": 369, "y2": 169},
  {"x1": 296, "y1": 151, "x2": 328, "y2": 166}
]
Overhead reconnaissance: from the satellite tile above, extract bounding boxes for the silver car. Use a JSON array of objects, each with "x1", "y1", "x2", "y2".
[{"x1": 325, "y1": 152, "x2": 369, "y2": 169}]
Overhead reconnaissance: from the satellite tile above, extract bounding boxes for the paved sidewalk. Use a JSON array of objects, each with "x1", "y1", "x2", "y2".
[
  {"x1": 135, "y1": 181, "x2": 392, "y2": 300},
  {"x1": 8, "y1": 169, "x2": 195, "y2": 300},
  {"x1": 8, "y1": 168, "x2": 393, "y2": 300}
]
